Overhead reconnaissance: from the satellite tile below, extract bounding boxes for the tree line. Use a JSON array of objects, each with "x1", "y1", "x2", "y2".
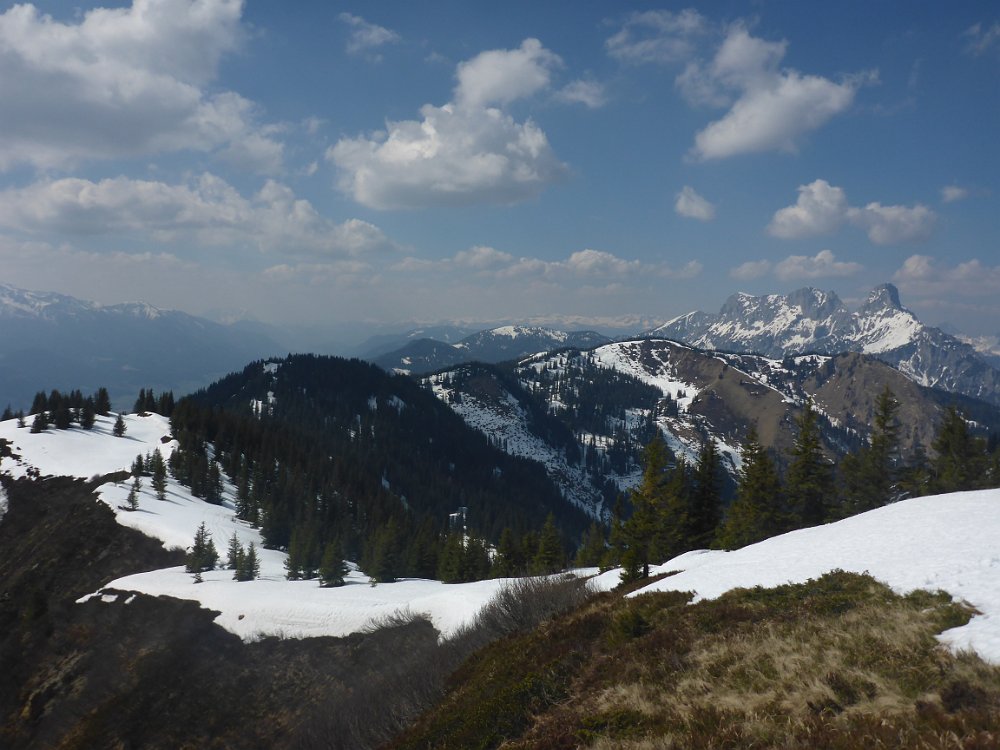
[{"x1": 588, "y1": 388, "x2": 1000, "y2": 582}]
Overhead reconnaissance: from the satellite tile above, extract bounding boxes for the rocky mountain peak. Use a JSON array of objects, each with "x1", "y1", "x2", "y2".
[{"x1": 860, "y1": 283, "x2": 904, "y2": 315}]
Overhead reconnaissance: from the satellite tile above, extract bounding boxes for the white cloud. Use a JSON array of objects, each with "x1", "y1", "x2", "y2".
[
  {"x1": 605, "y1": 9, "x2": 709, "y2": 64},
  {"x1": 0, "y1": 0, "x2": 282, "y2": 172},
  {"x1": 768, "y1": 179, "x2": 850, "y2": 239},
  {"x1": 262, "y1": 260, "x2": 375, "y2": 286},
  {"x1": 729, "y1": 259, "x2": 772, "y2": 280},
  {"x1": 846, "y1": 202, "x2": 935, "y2": 245},
  {"x1": 965, "y1": 22, "x2": 1000, "y2": 56},
  {"x1": 556, "y1": 79, "x2": 607, "y2": 108},
  {"x1": 328, "y1": 40, "x2": 569, "y2": 210},
  {"x1": 0, "y1": 174, "x2": 397, "y2": 256},
  {"x1": 768, "y1": 179, "x2": 935, "y2": 245},
  {"x1": 774, "y1": 250, "x2": 862, "y2": 281},
  {"x1": 941, "y1": 184, "x2": 969, "y2": 203},
  {"x1": 453, "y1": 245, "x2": 514, "y2": 269},
  {"x1": 687, "y1": 27, "x2": 862, "y2": 160},
  {"x1": 455, "y1": 38, "x2": 562, "y2": 108},
  {"x1": 893, "y1": 255, "x2": 1000, "y2": 297},
  {"x1": 674, "y1": 186, "x2": 716, "y2": 221},
  {"x1": 338, "y1": 13, "x2": 399, "y2": 58}
]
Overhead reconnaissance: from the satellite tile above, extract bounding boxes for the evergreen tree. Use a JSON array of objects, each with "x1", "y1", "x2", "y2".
[
  {"x1": 622, "y1": 433, "x2": 670, "y2": 578},
  {"x1": 785, "y1": 401, "x2": 833, "y2": 526},
  {"x1": 574, "y1": 521, "x2": 607, "y2": 568},
  {"x1": 226, "y1": 532, "x2": 242, "y2": 570},
  {"x1": 284, "y1": 528, "x2": 305, "y2": 580},
  {"x1": 717, "y1": 428, "x2": 784, "y2": 549},
  {"x1": 126, "y1": 475, "x2": 142, "y2": 511},
  {"x1": 112, "y1": 413, "x2": 127, "y2": 438},
  {"x1": 30, "y1": 411, "x2": 49, "y2": 434},
  {"x1": 1, "y1": 405, "x2": 12, "y2": 421},
  {"x1": 437, "y1": 531, "x2": 465, "y2": 583},
  {"x1": 205, "y1": 460, "x2": 224, "y2": 504},
  {"x1": 80, "y1": 398, "x2": 96, "y2": 430},
  {"x1": 185, "y1": 522, "x2": 219, "y2": 574},
  {"x1": 838, "y1": 387, "x2": 902, "y2": 516},
  {"x1": 689, "y1": 440, "x2": 723, "y2": 548},
  {"x1": 492, "y1": 527, "x2": 521, "y2": 578},
  {"x1": 150, "y1": 450, "x2": 168, "y2": 501},
  {"x1": 367, "y1": 519, "x2": 402, "y2": 583},
  {"x1": 235, "y1": 543, "x2": 260, "y2": 581},
  {"x1": 319, "y1": 539, "x2": 349, "y2": 587},
  {"x1": 531, "y1": 513, "x2": 564, "y2": 575},
  {"x1": 16, "y1": 411, "x2": 25, "y2": 429},
  {"x1": 600, "y1": 496, "x2": 626, "y2": 572},
  {"x1": 30, "y1": 391, "x2": 48, "y2": 416},
  {"x1": 94, "y1": 387, "x2": 112, "y2": 417},
  {"x1": 931, "y1": 406, "x2": 982, "y2": 494}
]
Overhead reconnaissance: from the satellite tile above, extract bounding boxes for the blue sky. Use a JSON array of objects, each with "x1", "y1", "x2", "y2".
[{"x1": 0, "y1": 0, "x2": 997, "y2": 339}]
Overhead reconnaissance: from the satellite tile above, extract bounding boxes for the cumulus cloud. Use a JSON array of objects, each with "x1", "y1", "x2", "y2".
[
  {"x1": 941, "y1": 184, "x2": 969, "y2": 203},
  {"x1": 338, "y1": 13, "x2": 399, "y2": 58},
  {"x1": 328, "y1": 39, "x2": 569, "y2": 210},
  {"x1": 390, "y1": 246, "x2": 700, "y2": 284},
  {"x1": 0, "y1": 0, "x2": 282, "y2": 172},
  {"x1": 674, "y1": 186, "x2": 716, "y2": 221},
  {"x1": 729, "y1": 259, "x2": 772, "y2": 280},
  {"x1": 683, "y1": 27, "x2": 863, "y2": 160},
  {"x1": 768, "y1": 179, "x2": 850, "y2": 239},
  {"x1": 768, "y1": 179, "x2": 935, "y2": 245},
  {"x1": 774, "y1": 249, "x2": 862, "y2": 281},
  {"x1": 455, "y1": 38, "x2": 562, "y2": 107},
  {"x1": 605, "y1": 9, "x2": 709, "y2": 64},
  {"x1": 0, "y1": 174, "x2": 397, "y2": 256},
  {"x1": 965, "y1": 22, "x2": 1000, "y2": 56},
  {"x1": 556, "y1": 79, "x2": 607, "y2": 108},
  {"x1": 893, "y1": 254, "x2": 1000, "y2": 297}
]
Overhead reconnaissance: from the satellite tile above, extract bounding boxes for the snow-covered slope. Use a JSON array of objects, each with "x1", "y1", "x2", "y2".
[
  {"x1": 653, "y1": 283, "x2": 1000, "y2": 406},
  {"x1": 590, "y1": 488, "x2": 1000, "y2": 664},
  {"x1": 0, "y1": 414, "x2": 539, "y2": 642}
]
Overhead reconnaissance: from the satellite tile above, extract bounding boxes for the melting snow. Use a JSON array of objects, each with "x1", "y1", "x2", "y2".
[{"x1": 593, "y1": 489, "x2": 1000, "y2": 664}]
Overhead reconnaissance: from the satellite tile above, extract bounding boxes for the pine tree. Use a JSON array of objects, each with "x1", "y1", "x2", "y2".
[
  {"x1": 785, "y1": 400, "x2": 833, "y2": 527},
  {"x1": 205, "y1": 460, "x2": 224, "y2": 505},
  {"x1": 1, "y1": 405, "x2": 12, "y2": 421},
  {"x1": 226, "y1": 532, "x2": 242, "y2": 570},
  {"x1": 436, "y1": 531, "x2": 465, "y2": 583},
  {"x1": 622, "y1": 433, "x2": 670, "y2": 578},
  {"x1": 235, "y1": 543, "x2": 260, "y2": 581},
  {"x1": 689, "y1": 440, "x2": 723, "y2": 548},
  {"x1": 94, "y1": 387, "x2": 112, "y2": 417},
  {"x1": 30, "y1": 411, "x2": 49, "y2": 434},
  {"x1": 716, "y1": 428, "x2": 784, "y2": 549},
  {"x1": 838, "y1": 387, "x2": 902, "y2": 516},
  {"x1": 492, "y1": 527, "x2": 521, "y2": 578},
  {"x1": 284, "y1": 528, "x2": 304, "y2": 580},
  {"x1": 126, "y1": 475, "x2": 142, "y2": 511},
  {"x1": 931, "y1": 406, "x2": 982, "y2": 494},
  {"x1": 531, "y1": 513, "x2": 564, "y2": 575},
  {"x1": 150, "y1": 450, "x2": 168, "y2": 501},
  {"x1": 367, "y1": 519, "x2": 402, "y2": 583},
  {"x1": 80, "y1": 398, "x2": 96, "y2": 430},
  {"x1": 574, "y1": 521, "x2": 607, "y2": 567},
  {"x1": 185, "y1": 522, "x2": 219, "y2": 575},
  {"x1": 16, "y1": 411, "x2": 25, "y2": 429},
  {"x1": 319, "y1": 539, "x2": 348, "y2": 587},
  {"x1": 112, "y1": 413, "x2": 127, "y2": 438}
]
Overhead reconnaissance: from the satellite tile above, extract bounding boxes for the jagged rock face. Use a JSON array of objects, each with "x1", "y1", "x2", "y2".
[{"x1": 653, "y1": 284, "x2": 1000, "y2": 406}]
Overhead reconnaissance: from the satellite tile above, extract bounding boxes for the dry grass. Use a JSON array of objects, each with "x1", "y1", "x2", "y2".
[{"x1": 389, "y1": 572, "x2": 1000, "y2": 750}]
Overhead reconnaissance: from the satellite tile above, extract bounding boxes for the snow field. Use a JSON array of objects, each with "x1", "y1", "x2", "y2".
[{"x1": 591, "y1": 489, "x2": 1000, "y2": 664}]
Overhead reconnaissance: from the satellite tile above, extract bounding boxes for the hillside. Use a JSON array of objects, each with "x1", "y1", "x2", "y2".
[{"x1": 426, "y1": 339, "x2": 1000, "y2": 511}]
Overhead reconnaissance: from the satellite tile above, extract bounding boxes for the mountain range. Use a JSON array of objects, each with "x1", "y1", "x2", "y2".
[
  {"x1": 651, "y1": 283, "x2": 1000, "y2": 406},
  {"x1": 0, "y1": 283, "x2": 283, "y2": 411}
]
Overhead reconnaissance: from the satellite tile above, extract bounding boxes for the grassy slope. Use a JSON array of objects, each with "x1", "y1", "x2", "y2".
[{"x1": 389, "y1": 572, "x2": 1000, "y2": 749}]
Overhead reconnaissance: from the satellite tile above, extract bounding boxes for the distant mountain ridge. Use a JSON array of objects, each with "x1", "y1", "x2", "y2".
[
  {"x1": 373, "y1": 325, "x2": 612, "y2": 374},
  {"x1": 651, "y1": 284, "x2": 1000, "y2": 406},
  {"x1": 0, "y1": 282, "x2": 282, "y2": 410}
]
